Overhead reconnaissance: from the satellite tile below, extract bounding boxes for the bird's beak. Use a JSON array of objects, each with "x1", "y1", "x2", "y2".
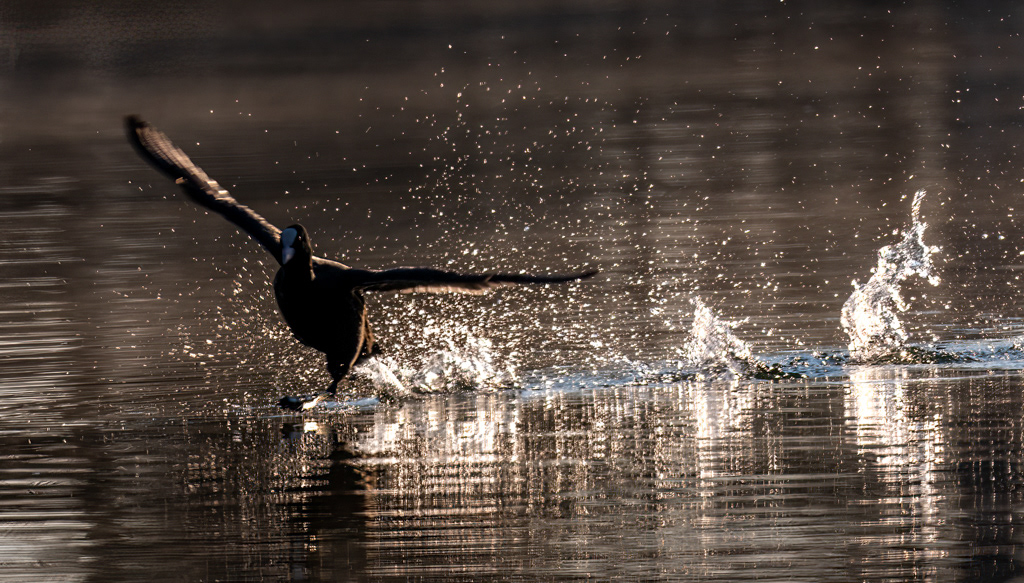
[{"x1": 282, "y1": 247, "x2": 295, "y2": 264}]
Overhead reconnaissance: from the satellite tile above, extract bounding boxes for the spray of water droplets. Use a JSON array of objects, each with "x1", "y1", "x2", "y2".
[
  {"x1": 681, "y1": 297, "x2": 753, "y2": 379},
  {"x1": 353, "y1": 326, "x2": 516, "y2": 399},
  {"x1": 840, "y1": 190, "x2": 940, "y2": 362}
]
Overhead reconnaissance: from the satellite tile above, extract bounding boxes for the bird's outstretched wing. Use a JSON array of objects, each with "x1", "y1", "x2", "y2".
[
  {"x1": 355, "y1": 267, "x2": 599, "y2": 294},
  {"x1": 125, "y1": 116, "x2": 284, "y2": 263}
]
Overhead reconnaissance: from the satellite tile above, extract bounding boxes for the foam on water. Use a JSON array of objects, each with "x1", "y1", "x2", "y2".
[{"x1": 841, "y1": 190, "x2": 940, "y2": 362}]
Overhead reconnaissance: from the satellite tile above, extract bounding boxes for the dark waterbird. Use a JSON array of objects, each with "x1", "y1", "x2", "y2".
[{"x1": 125, "y1": 116, "x2": 597, "y2": 410}]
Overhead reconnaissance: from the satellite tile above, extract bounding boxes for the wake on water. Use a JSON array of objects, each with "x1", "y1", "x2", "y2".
[
  {"x1": 307, "y1": 189, "x2": 1024, "y2": 406},
  {"x1": 344, "y1": 293, "x2": 801, "y2": 406},
  {"x1": 626, "y1": 190, "x2": 1010, "y2": 385}
]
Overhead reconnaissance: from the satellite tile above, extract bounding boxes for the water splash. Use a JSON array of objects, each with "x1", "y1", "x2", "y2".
[
  {"x1": 682, "y1": 297, "x2": 753, "y2": 379},
  {"x1": 355, "y1": 333, "x2": 514, "y2": 396},
  {"x1": 841, "y1": 190, "x2": 940, "y2": 362},
  {"x1": 680, "y1": 297, "x2": 800, "y2": 380},
  {"x1": 351, "y1": 357, "x2": 410, "y2": 400}
]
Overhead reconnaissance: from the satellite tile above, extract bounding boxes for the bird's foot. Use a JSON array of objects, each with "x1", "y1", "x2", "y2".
[{"x1": 278, "y1": 393, "x2": 329, "y2": 411}]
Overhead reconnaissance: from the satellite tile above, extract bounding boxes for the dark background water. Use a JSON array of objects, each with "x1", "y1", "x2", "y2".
[{"x1": 5, "y1": 1, "x2": 1024, "y2": 581}]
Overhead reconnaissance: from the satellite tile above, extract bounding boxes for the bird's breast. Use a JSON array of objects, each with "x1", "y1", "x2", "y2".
[{"x1": 273, "y1": 275, "x2": 365, "y2": 352}]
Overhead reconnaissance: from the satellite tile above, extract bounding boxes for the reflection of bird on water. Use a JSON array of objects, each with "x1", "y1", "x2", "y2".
[
  {"x1": 278, "y1": 429, "x2": 373, "y2": 577},
  {"x1": 125, "y1": 116, "x2": 597, "y2": 410}
]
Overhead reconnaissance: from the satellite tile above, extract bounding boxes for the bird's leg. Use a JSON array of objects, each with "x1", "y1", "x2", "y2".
[
  {"x1": 327, "y1": 376, "x2": 341, "y2": 395},
  {"x1": 278, "y1": 357, "x2": 351, "y2": 411},
  {"x1": 326, "y1": 357, "x2": 352, "y2": 396}
]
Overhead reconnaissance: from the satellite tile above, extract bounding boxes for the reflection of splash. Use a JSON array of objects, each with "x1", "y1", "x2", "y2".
[
  {"x1": 686, "y1": 380, "x2": 756, "y2": 483},
  {"x1": 844, "y1": 366, "x2": 946, "y2": 553},
  {"x1": 350, "y1": 379, "x2": 861, "y2": 580},
  {"x1": 841, "y1": 190, "x2": 940, "y2": 361}
]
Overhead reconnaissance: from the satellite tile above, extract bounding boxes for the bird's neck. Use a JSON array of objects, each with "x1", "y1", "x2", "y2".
[{"x1": 282, "y1": 255, "x2": 314, "y2": 282}]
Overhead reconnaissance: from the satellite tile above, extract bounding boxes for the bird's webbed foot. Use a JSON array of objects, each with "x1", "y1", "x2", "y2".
[
  {"x1": 278, "y1": 393, "x2": 329, "y2": 411},
  {"x1": 278, "y1": 372, "x2": 343, "y2": 411}
]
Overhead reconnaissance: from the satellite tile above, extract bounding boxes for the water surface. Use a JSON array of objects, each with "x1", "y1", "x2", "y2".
[{"x1": 5, "y1": 2, "x2": 1024, "y2": 581}]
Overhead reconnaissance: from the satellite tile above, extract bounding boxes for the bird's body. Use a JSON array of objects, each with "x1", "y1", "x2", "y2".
[
  {"x1": 275, "y1": 260, "x2": 368, "y2": 354},
  {"x1": 126, "y1": 116, "x2": 596, "y2": 409},
  {"x1": 274, "y1": 252, "x2": 380, "y2": 389}
]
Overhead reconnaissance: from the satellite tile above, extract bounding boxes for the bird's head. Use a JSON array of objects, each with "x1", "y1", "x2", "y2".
[{"x1": 280, "y1": 224, "x2": 313, "y2": 265}]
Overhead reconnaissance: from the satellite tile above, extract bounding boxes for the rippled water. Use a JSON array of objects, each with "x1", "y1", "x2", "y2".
[{"x1": 6, "y1": 2, "x2": 1024, "y2": 582}]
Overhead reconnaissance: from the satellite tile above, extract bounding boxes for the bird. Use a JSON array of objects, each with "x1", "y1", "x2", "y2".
[{"x1": 125, "y1": 116, "x2": 597, "y2": 410}]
